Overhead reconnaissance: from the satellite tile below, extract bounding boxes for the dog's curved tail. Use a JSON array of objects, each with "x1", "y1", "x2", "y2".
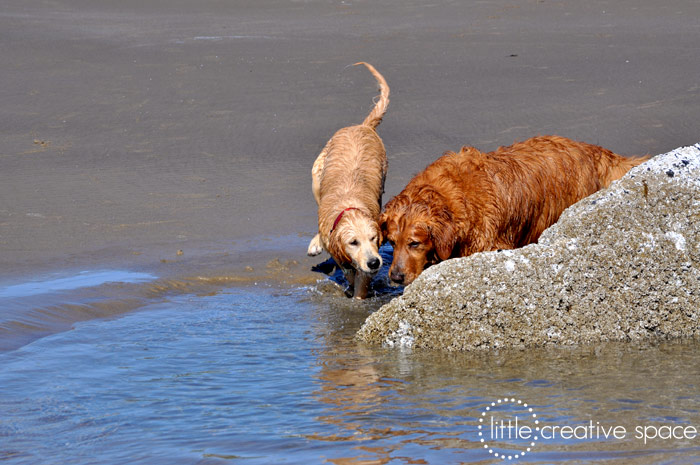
[{"x1": 354, "y1": 62, "x2": 390, "y2": 130}]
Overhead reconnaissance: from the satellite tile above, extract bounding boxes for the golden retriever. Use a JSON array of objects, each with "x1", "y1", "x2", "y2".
[
  {"x1": 307, "y1": 62, "x2": 390, "y2": 298},
  {"x1": 380, "y1": 135, "x2": 649, "y2": 285}
]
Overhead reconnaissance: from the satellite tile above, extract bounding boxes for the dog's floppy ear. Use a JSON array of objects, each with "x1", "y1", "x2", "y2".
[
  {"x1": 327, "y1": 232, "x2": 351, "y2": 266},
  {"x1": 432, "y1": 223, "x2": 456, "y2": 260},
  {"x1": 378, "y1": 211, "x2": 389, "y2": 243},
  {"x1": 374, "y1": 222, "x2": 384, "y2": 246},
  {"x1": 379, "y1": 195, "x2": 407, "y2": 244},
  {"x1": 429, "y1": 208, "x2": 457, "y2": 261}
]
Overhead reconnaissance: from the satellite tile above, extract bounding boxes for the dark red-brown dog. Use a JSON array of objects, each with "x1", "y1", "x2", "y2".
[{"x1": 381, "y1": 135, "x2": 649, "y2": 285}]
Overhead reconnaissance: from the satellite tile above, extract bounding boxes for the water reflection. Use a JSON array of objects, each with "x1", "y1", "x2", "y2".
[
  {"x1": 0, "y1": 284, "x2": 698, "y2": 464},
  {"x1": 306, "y1": 285, "x2": 700, "y2": 463}
]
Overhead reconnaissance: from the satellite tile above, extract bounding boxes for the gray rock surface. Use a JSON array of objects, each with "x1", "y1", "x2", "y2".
[{"x1": 357, "y1": 144, "x2": 700, "y2": 350}]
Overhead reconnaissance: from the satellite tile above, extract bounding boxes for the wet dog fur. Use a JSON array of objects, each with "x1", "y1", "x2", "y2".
[
  {"x1": 381, "y1": 135, "x2": 649, "y2": 286},
  {"x1": 307, "y1": 62, "x2": 390, "y2": 298}
]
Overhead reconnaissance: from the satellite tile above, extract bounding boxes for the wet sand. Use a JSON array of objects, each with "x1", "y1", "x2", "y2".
[
  {"x1": 2, "y1": 0, "x2": 699, "y2": 282},
  {"x1": 1, "y1": 4, "x2": 699, "y2": 460}
]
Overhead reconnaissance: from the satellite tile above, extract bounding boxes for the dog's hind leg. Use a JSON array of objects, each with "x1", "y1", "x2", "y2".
[
  {"x1": 309, "y1": 142, "x2": 332, "y2": 256},
  {"x1": 311, "y1": 142, "x2": 330, "y2": 206},
  {"x1": 308, "y1": 143, "x2": 330, "y2": 257},
  {"x1": 307, "y1": 234, "x2": 324, "y2": 256}
]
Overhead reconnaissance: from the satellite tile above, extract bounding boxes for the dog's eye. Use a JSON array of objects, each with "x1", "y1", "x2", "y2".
[
  {"x1": 371, "y1": 235, "x2": 377, "y2": 243},
  {"x1": 349, "y1": 239, "x2": 359, "y2": 246},
  {"x1": 409, "y1": 241, "x2": 421, "y2": 249}
]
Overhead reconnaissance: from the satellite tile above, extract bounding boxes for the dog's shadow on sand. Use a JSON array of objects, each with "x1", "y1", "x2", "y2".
[{"x1": 311, "y1": 244, "x2": 403, "y2": 298}]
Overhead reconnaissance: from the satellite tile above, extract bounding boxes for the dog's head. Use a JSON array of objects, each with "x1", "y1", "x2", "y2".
[
  {"x1": 327, "y1": 208, "x2": 383, "y2": 274},
  {"x1": 380, "y1": 192, "x2": 456, "y2": 286}
]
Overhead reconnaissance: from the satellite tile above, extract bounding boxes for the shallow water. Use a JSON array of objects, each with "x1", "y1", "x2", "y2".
[
  {"x1": 0, "y1": 270, "x2": 156, "y2": 299},
  {"x1": 1, "y1": 276, "x2": 699, "y2": 464}
]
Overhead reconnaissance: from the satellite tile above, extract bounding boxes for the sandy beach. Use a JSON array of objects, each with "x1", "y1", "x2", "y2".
[
  {"x1": 1, "y1": 2, "x2": 700, "y2": 462},
  {"x1": 2, "y1": 0, "x2": 699, "y2": 281}
]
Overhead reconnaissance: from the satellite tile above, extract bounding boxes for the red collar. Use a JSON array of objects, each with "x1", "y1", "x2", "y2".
[{"x1": 330, "y1": 207, "x2": 359, "y2": 235}]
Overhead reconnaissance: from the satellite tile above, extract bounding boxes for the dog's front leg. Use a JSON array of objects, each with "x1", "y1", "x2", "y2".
[{"x1": 342, "y1": 267, "x2": 356, "y2": 297}]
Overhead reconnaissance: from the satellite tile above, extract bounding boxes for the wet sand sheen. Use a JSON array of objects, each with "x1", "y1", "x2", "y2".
[
  {"x1": 0, "y1": 251, "x2": 327, "y2": 352},
  {"x1": 1, "y1": 1, "x2": 699, "y2": 461},
  {"x1": 2, "y1": 0, "x2": 699, "y2": 282}
]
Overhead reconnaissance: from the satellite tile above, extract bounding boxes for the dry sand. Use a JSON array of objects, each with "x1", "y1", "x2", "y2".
[{"x1": 2, "y1": 0, "x2": 699, "y2": 282}]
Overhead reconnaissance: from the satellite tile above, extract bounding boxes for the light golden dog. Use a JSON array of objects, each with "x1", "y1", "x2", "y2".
[
  {"x1": 307, "y1": 62, "x2": 390, "y2": 298},
  {"x1": 381, "y1": 135, "x2": 649, "y2": 286}
]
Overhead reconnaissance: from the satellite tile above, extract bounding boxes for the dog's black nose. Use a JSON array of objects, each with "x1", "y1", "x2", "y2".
[
  {"x1": 390, "y1": 270, "x2": 404, "y2": 284},
  {"x1": 368, "y1": 257, "x2": 381, "y2": 270}
]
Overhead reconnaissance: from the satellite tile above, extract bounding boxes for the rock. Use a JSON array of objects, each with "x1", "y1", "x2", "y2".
[{"x1": 357, "y1": 144, "x2": 700, "y2": 350}]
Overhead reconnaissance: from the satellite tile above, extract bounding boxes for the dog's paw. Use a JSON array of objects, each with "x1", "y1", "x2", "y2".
[{"x1": 307, "y1": 234, "x2": 324, "y2": 256}]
